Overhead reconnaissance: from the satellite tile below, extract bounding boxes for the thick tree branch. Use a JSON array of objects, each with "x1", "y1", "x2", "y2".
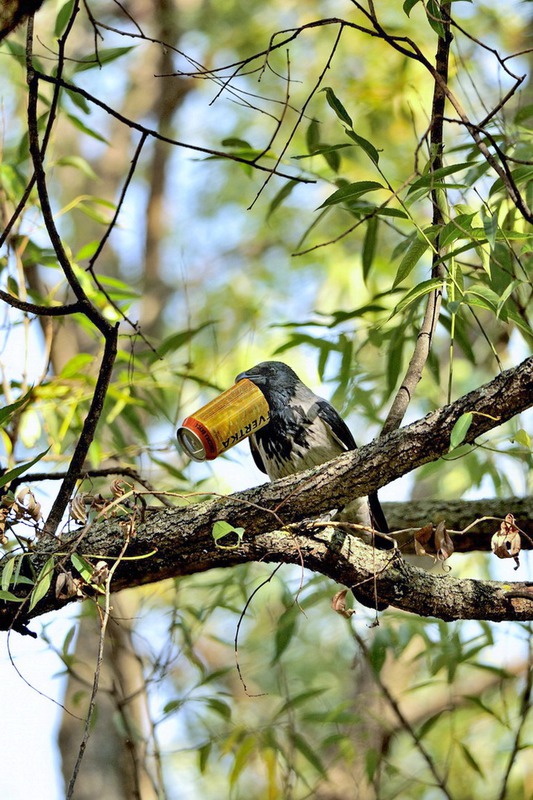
[{"x1": 1, "y1": 355, "x2": 532, "y2": 631}]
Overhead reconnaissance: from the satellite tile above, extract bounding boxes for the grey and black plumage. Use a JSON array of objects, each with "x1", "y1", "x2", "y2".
[{"x1": 235, "y1": 361, "x2": 388, "y2": 533}]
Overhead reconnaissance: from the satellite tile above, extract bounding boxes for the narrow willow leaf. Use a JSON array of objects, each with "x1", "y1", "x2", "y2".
[
  {"x1": 272, "y1": 605, "x2": 298, "y2": 663},
  {"x1": 0, "y1": 448, "x2": 50, "y2": 489},
  {"x1": 362, "y1": 216, "x2": 378, "y2": 282},
  {"x1": 291, "y1": 732, "x2": 326, "y2": 775},
  {"x1": 55, "y1": 155, "x2": 98, "y2": 180},
  {"x1": 393, "y1": 237, "x2": 430, "y2": 287},
  {"x1": 306, "y1": 118, "x2": 320, "y2": 154},
  {"x1": 0, "y1": 590, "x2": 24, "y2": 603},
  {"x1": 267, "y1": 179, "x2": 298, "y2": 218},
  {"x1": 449, "y1": 412, "x2": 473, "y2": 450},
  {"x1": 1, "y1": 556, "x2": 16, "y2": 591},
  {"x1": 391, "y1": 278, "x2": 443, "y2": 318},
  {"x1": 345, "y1": 129, "x2": 380, "y2": 164},
  {"x1": 318, "y1": 181, "x2": 384, "y2": 209},
  {"x1": 54, "y1": 0, "x2": 76, "y2": 37},
  {"x1": 0, "y1": 389, "x2": 33, "y2": 427},
  {"x1": 408, "y1": 162, "x2": 472, "y2": 194},
  {"x1": 73, "y1": 46, "x2": 135, "y2": 72},
  {"x1": 321, "y1": 86, "x2": 353, "y2": 127},
  {"x1": 482, "y1": 211, "x2": 498, "y2": 249},
  {"x1": 71, "y1": 552, "x2": 94, "y2": 581},
  {"x1": 29, "y1": 557, "x2": 55, "y2": 611}
]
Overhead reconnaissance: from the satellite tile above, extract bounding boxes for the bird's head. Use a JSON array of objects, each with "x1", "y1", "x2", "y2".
[{"x1": 235, "y1": 361, "x2": 300, "y2": 407}]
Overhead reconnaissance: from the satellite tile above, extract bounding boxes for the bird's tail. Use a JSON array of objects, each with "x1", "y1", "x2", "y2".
[{"x1": 369, "y1": 490, "x2": 389, "y2": 534}]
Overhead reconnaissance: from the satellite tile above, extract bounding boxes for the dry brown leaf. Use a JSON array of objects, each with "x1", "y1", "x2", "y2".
[
  {"x1": 491, "y1": 513, "x2": 521, "y2": 569},
  {"x1": 435, "y1": 520, "x2": 454, "y2": 562},
  {"x1": 331, "y1": 589, "x2": 355, "y2": 618},
  {"x1": 414, "y1": 521, "x2": 454, "y2": 563},
  {"x1": 90, "y1": 561, "x2": 110, "y2": 585},
  {"x1": 55, "y1": 571, "x2": 83, "y2": 600}
]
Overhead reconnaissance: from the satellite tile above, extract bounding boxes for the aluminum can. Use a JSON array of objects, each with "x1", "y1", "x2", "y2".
[{"x1": 177, "y1": 378, "x2": 269, "y2": 461}]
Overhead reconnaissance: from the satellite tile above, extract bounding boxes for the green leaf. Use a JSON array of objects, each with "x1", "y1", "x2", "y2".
[
  {"x1": 0, "y1": 590, "x2": 24, "y2": 603},
  {"x1": 403, "y1": 0, "x2": 421, "y2": 15},
  {"x1": 67, "y1": 113, "x2": 110, "y2": 145},
  {"x1": 514, "y1": 103, "x2": 533, "y2": 129},
  {"x1": 318, "y1": 181, "x2": 385, "y2": 209},
  {"x1": 267, "y1": 179, "x2": 298, "y2": 218},
  {"x1": 73, "y1": 46, "x2": 135, "y2": 73},
  {"x1": 482, "y1": 210, "x2": 498, "y2": 249},
  {"x1": 221, "y1": 137, "x2": 252, "y2": 149},
  {"x1": 157, "y1": 323, "x2": 213, "y2": 357},
  {"x1": 390, "y1": 278, "x2": 443, "y2": 318},
  {"x1": 460, "y1": 742, "x2": 485, "y2": 777},
  {"x1": 0, "y1": 448, "x2": 50, "y2": 489},
  {"x1": 1, "y1": 556, "x2": 16, "y2": 592},
  {"x1": 54, "y1": 0, "x2": 76, "y2": 38},
  {"x1": 29, "y1": 557, "x2": 55, "y2": 611},
  {"x1": 55, "y1": 155, "x2": 98, "y2": 180},
  {"x1": 75, "y1": 241, "x2": 100, "y2": 261},
  {"x1": 198, "y1": 743, "x2": 211, "y2": 774},
  {"x1": 272, "y1": 604, "x2": 298, "y2": 663},
  {"x1": 0, "y1": 389, "x2": 33, "y2": 428},
  {"x1": 393, "y1": 237, "x2": 430, "y2": 287},
  {"x1": 7, "y1": 276, "x2": 19, "y2": 296},
  {"x1": 212, "y1": 520, "x2": 245, "y2": 549},
  {"x1": 373, "y1": 207, "x2": 408, "y2": 219},
  {"x1": 449, "y1": 412, "x2": 473, "y2": 450},
  {"x1": 426, "y1": 0, "x2": 447, "y2": 38},
  {"x1": 275, "y1": 688, "x2": 326, "y2": 718},
  {"x1": 205, "y1": 697, "x2": 232, "y2": 721},
  {"x1": 344, "y1": 129, "x2": 380, "y2": 165},
  {"x1": 407, "y1": 162, "x2": 472, "y2": 195},
  {"x1": 71, "y1": 553, "x2": 94, "y2": 581},
  {"x1": 321, "y1": 86, "x2": 353, "y2": 127},
  {"x1": 513, "y1": 429, "x2": 531, "y2": 449},
  {"x1": 465, "y1": 284, "x2": 500, "y2": 313},
  {"x1": 362, "y1": 216, "x2": 378, "y2": 282},
  {"x1": 291, "y1": 732, "x2": 326, "y2": 775},
  {"x1": 230, "y1": 736, "x2": 255, "y2": 787},
  {"x1": 306, "y1": 118, "x2": 320, "y2": 154},
  {"x1": 489, "y1": 166, "x2": 533, "y2": 198}
]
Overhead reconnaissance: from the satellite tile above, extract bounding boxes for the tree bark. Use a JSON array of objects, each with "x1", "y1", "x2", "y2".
[{"x1": 2, "y1": 355, "x2": 532, "y2": 632}]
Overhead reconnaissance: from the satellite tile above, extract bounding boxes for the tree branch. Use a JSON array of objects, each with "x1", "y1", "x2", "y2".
[{"x1": 2, "y1": 355, "x2": 532, "y2": 631}]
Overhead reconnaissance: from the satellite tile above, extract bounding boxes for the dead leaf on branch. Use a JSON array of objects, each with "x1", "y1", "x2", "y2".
[
  {"x1": 55, "y1": 571, "x2": 83, "y2": 601},
  {"x1": 491, "y1": 513, "x2": 521, "y2": 569},
  {"x1": 331, "y1": 589, "x2": 355, "y2": 618},
  {"x1": 414, "y1": 521, "x2": 454, "y2": 563}
]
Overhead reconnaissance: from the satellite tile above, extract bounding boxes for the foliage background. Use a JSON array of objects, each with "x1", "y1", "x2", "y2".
[{"x1": 0, "y1": 0, "x2": 532, "y2": 797}]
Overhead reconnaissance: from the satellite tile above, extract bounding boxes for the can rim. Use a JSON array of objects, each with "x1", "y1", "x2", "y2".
[{"x1": 177, "y1": 426, "x2": 207, "y2": 461}]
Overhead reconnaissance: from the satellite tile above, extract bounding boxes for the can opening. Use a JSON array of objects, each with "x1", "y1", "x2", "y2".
[{"x1": 177, "y1": 427, "x2": 206, "y2": 462}]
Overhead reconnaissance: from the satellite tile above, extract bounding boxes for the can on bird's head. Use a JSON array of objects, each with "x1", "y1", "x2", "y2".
[{"x1": 177, "y1": 378, "x2": 270, "y2": 462}]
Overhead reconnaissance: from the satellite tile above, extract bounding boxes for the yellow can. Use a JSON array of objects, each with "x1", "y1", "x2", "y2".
[{"x1": 177, "y1": 378, "x2": 270, "y2": 461}]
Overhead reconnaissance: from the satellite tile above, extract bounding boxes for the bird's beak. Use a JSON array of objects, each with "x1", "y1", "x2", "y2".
[{"x1": 236, "y1": 370, "x2": 262, "y2": 385}]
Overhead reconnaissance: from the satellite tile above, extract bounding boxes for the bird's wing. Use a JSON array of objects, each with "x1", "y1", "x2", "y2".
[
  {"x1": 249, "y1": 435, "x2": 268, "y2": 474},
  {"x1": 315, "y1": 400, "x2": 357, "y2": 451},
  {"x1": 316, "y1": 400, "x2": 389, "y2": 533}
]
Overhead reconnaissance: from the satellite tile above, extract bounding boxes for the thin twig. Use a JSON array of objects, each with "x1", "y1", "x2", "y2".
[
  {"x1": 351, "y1": 626, "x2": 455, "y2": 800},
  {"x1": 496, "y1": 629, "x2": 533, "y2": 800},
  {"x1": 66, "y1": 532, "x2": 131, "y2": 799},
  {"x1": 381, "y1": 3, "x2": 452, "y2": 435}
]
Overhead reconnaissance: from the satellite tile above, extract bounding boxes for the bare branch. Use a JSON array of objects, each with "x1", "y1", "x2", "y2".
[{"x1": 2, "y1": 355, "x2": 532, "y2": 630}]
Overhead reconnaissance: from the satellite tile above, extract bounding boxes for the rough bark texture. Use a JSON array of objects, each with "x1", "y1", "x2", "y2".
[{"x1": 1, "y1": 355, "x2": 532, "y2": 631}]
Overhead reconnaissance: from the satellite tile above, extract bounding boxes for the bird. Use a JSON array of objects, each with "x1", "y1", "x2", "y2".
[{"x1": 235, "y1": 360, "x2": 388, "y2": 534}]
